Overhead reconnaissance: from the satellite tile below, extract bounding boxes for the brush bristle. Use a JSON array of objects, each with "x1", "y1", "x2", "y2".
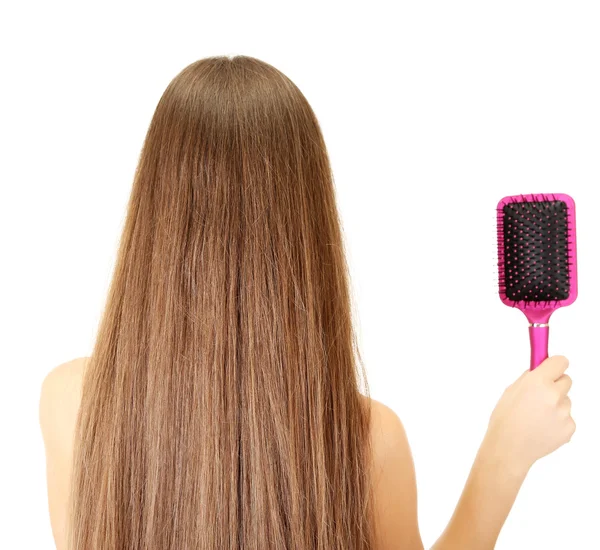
[{"x1": 500, "y1": 200, "x2": 570, "y2": 302}]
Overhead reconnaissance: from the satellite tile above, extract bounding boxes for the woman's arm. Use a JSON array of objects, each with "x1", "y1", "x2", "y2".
[
  {"x1": 430, "y1": 433, "x2": 528, "y2": 548},
  {"x1": 39, "y1": 357, "x2": 87, "y2": 550},
  {"x1": 372, "y1": 355, "x2": 575, "y2": 550},
  {"x1": 370, "y1": 399, "x2": 424, "y2": 549}
]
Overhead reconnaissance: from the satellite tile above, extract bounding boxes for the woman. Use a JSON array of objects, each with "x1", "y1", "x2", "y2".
[{"x1": 39, "y1": 55, "x2": 575, "y2": 550}]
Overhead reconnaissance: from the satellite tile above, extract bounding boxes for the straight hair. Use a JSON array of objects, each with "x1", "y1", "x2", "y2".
[{"x1": 68, "y1": 55, "x2": 374, "y2": 550}]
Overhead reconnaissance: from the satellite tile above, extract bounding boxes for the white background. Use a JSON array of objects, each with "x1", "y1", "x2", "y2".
[{"x1": 1, "y1": 1, "x2": 599, "y2": 548}]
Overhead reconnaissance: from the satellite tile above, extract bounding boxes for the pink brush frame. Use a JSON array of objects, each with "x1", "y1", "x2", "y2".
[{"x1": 497, "y1": 193, "x2": 578, "y2": 370}]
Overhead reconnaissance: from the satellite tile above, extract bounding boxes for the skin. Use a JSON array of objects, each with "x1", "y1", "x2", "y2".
[
  {"x1": 40, "y1": 355, "x2": 574, "y2": 550},
  {"x1": 39, "y1": 357, "x2": 86, "y2": 550}
]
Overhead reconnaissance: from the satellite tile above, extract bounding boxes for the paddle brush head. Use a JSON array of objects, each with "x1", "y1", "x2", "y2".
[{"x1": 497, "y1": 193, "x2": 577, "y2": 324}]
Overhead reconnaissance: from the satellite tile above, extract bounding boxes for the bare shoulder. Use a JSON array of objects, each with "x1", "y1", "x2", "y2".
[
  {"x1": 362, "y1": 396, "x2": 411, "y2": 468},
  {"x1": 39, "y1": 357, "x2": 89, "y2": 448},
  {"x1": 39, "y1": 357, "x2": 90, "y2": 550},
  {"x1": 360, "y1": 395, "x2": 423, "y2": 550},
  {"x1": 40, "y1": 356, "x2": 88, "y2": 391}
]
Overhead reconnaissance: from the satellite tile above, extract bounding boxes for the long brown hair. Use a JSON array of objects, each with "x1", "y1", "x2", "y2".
[{"x1": 68, "y1": 55, "x2": 374, "y2": 550}]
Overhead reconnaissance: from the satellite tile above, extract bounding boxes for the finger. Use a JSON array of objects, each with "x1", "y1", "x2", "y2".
[
  {"x1": 561, "y1": 395, "x2": 572, "y2": 413},
  {"x1": 555, "y1": 374, "x2": 573, "y2": 396},
  {"x1": 535, "y1": 355, "x2": 569, "y2": 381},
  {"x1": 566, "y1": 417, "x2": 576, "y2": 442}
]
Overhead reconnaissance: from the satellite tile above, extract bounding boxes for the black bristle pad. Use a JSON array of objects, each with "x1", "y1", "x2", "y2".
[{"x1": 502, "y1": 200, "x2": 570, "y2": 302}]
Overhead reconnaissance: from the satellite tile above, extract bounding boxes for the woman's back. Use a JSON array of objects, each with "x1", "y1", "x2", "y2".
[
  {"x1": 39, "y1": 54, "x2": 576, "y2": 550},
  {"x1": 40, "y1": 357, "x2": 423, "y2": 550},
  {"x1": 40, "y1": 55, "x2": 381, "y2": 550}
]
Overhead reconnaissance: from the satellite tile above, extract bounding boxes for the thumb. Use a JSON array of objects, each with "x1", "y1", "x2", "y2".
[
  {"x1": 513, "y1": 368, "x2": 529, "y2": 384},
  {"x1": 534, "y1": 355, "x2": 570, "y2": 381}
]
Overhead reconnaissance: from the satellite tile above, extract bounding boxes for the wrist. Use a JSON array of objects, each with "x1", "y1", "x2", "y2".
[{"x1": 479, "y1": 429, "x2": 532, "y2": 483}]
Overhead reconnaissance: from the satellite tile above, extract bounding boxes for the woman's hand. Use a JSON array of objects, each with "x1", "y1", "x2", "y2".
[
  {"x1": 485, "y1": 355, "x2": 576, "y2": 477},
  {"x1": 431, "y1": 355, "x2": 575, "y2": 550}
]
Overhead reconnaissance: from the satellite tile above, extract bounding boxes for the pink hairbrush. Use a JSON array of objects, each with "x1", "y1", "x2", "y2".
[{"x1": 496, "y1": 193, "x2": 577, "y2": 370}]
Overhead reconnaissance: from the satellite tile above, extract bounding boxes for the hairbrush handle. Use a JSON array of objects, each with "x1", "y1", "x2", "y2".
[{"x1": 528, "y1": 324, "x2": 549, "y2": 370}]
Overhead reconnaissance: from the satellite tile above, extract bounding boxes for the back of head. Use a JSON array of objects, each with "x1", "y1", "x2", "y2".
[{"x1": 69, "y1": 55, "x2": 373, "y2": 550}]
